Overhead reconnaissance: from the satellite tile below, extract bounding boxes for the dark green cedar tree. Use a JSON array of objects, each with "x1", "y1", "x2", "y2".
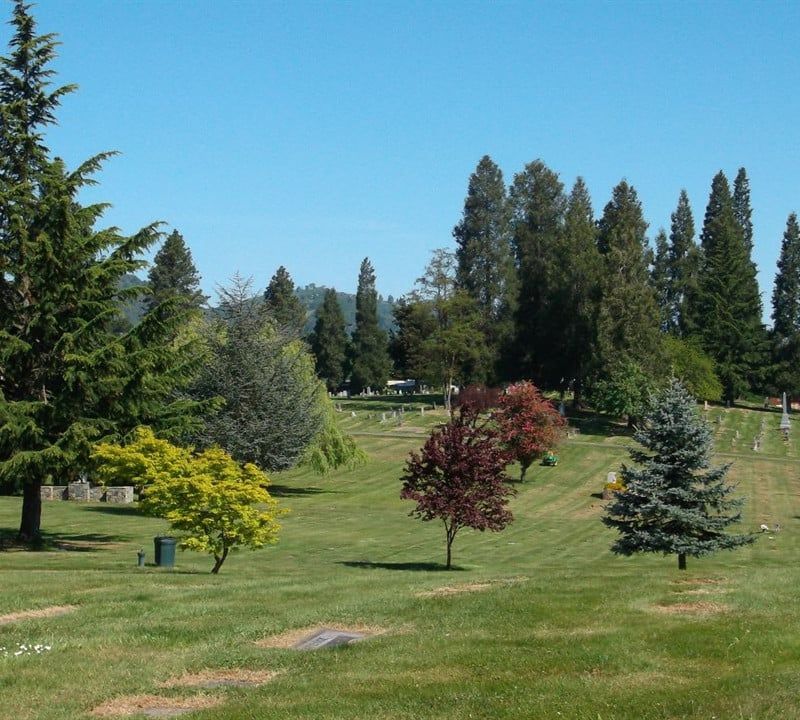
[
  {"x1": 650, "y1": 228, "x2": 670, "y2": 332},
  {"x1": 595, "y1": 181, "x2": 663, "y2": 380},
  {"x1": 693, "y1": 172, "x2": 765, "y2": 404},
  {"x1": 667, "y1": 190, "x2": 700, "y2": 336},
  {"x1": 603, "y1": 379, "x2": 754, "y2": 570},
  {"x1": 770, "y1": 213, "x2": 800, "y2": 394},
  {"x1": 263, "y1": 265, "x2": 306, "y2": 338},
  {"x1": 509, "y1": 160, "x2": 566, "y2": 384},
  {"x1": 349, "y1": 258, "x2": 391, "y2": 394},
  {"x1": 0, "y1": 2, "x2": 204, "y2": 541},
  {"x1": 145, "y1": 229, "x2": 207, "y2": 312},
  {"x1": 309, "y1": 288, "x2": 348, "y2": 392},
  {"x1": 452, "y1": 155, "x2": 516, "y2": 381}
]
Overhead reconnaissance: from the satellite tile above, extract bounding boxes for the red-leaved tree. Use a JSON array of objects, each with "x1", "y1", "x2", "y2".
[
  {"x1": 493, "y1": 381, "x2": 566, "y2": 481},
  {"x1": 400, "y1": 404, "x2": 514, "y2": 569}
]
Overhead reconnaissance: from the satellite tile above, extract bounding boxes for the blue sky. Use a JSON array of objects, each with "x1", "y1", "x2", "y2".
[{"x1": 24, "y1": 1, "x2": 800, "y2": 317}]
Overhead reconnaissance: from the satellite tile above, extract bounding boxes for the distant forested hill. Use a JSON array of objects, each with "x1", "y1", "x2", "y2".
[
  {"x1": 118, "y1": 278, "x2": 396, "y2": 335},
  {"x1": 295, "y1": 284, "x2": 396, "y2": 334}
]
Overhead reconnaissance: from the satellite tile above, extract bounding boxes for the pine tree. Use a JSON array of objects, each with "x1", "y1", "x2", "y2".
[
  {"x1": 651, "y1": 228, "x2": 670, "y2": 332},
  {"x1": 145, "y1": 229, "x2": 207, "y2": 312},
  {"x1": 547, "y1": 177, "x2": 601, "y2": 404},
  {"x1": 667, "y1": 190, "x2": 699, "y2": 336},
  {"x1": 603, "y1": 380, "x2": 753, "y2": 570},
  {"x1": 350, "y1": 258, "x2": 391, "y2": 394},
  {"x1": 309, "y1": 288, "x2": 348, "y2": 392},
  {"x1": 694, "y1": 172, "x2": 765, "y2": 403},
  {"x1": 263, "y1": 266, "x2": 306, "y2": 338},
  {"x1": 452, "y1": 155, "x2": 516, "y2": 380},
  {"x1": 0, "y1": 3, "x2": 203, "y2": 541},
  {"x1": 191, "y1": 275, "x2": 324, "y2": 471},
  {"x1": 509, "y1": 160, "x2": 566, "y2": 383},
  {"x1": 771, "y1": 213, "x2": 800, "y2": 338},
  {"x1": 595, "y1": 181, "x2": 663, "y2": 377},
  {"x1": 770, "y1": 214, "x2": 800, "y2": 394},
  {"x1": 733, "y1": 167, "x2": 754, "y2": 254}
]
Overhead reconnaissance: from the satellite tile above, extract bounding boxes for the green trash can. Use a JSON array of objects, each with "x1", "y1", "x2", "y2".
[{"x1": 154, "y1": 536, "x2": 177, "y2": 568}]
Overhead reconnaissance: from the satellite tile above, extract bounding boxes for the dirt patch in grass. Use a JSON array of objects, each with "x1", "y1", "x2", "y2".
[
  {"x1": 256, "y1": 624, "x2": 388, "y2": 649},
  {"x1": 672, "y1": 587, "x2": 731, "y2": 596},
  {"x1": 162, "y1": 669, "x2": 280, "y2": 689},
  {"x1": 415, "y1": 582, "x2": 493, "y2": 598},
  {"x1": 670, "y1": 576, "x2": 728, "y2": 586},
  {"x1": 652, "y1": 602, "x2": 729, "y2": 615},
  {"x1": 90, "y1": 694, "x2": 221, "y2": 718},
  {"x1": 51, "y1": 540, "x2": 129, "y2": 552},
  {"x1": 0, "y1": 604, "x2": 77, "y2": 625}
]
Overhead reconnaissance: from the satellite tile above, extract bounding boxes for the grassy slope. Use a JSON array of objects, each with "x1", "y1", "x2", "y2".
[{"x1": 0, "y1": 403, "x2": 798, "y2": 719}]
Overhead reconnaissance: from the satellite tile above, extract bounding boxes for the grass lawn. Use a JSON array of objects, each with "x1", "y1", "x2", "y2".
[{"x1": 0, "y1": 402, "x2": 798, "y2": 719}]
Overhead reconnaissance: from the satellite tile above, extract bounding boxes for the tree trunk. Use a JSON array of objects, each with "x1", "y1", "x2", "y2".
[
  {"x1": 678, "y1": 553, "x2": 686, "y2": 570},
  {"x1": 444, "y1": 523, "x2": 456, "y2": 569},
  {"x1": 519, "y1": 463, "x2": 528, "y2": 482},
  {"x1": 18, "y1": 480, "x2": 42, "y2": 543},
  {"x1": 445, "y1": 537, "x2": 452, "y2": 570},
  {"x1": 211, "y1": 546, "x2": 229, "y2": 574}
]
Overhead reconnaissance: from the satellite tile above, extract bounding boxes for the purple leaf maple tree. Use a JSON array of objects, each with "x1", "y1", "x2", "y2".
[{"x1": 400, "y1": 404, "x2": 514, "y2": 569}]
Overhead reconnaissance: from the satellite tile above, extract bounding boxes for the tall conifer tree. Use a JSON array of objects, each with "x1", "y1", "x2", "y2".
[
  {"x1": 770, "y1": 214, "x2": 800, "y2": 394},
  {"x1": 651, "y1": 228, "x2": 670, "y2": 332},
  {"x1": 146, "y1": 229, "x2": 207, "y2": 311},
  {"x1": 452, "y1": 155, "x2": 515, "y2": 380},
  {"x1": 509, "y1": 160, "x2": 566, "y2": 383},
  {"x1": 694, "y1": 172, "x2": 765, "y2": 403},
  {"x1": 733, "y1": 167, "x2": 754, "y2": 254},
  {"x1": 0, "y1": 3, "x2": 203, "y2": 540},
  {"x1": 263, "y1": 266, "x2": 306, "y2": 338},
  {"x1": 350, "y1": 258, "x2": 390, "y2": 393},
  {"x1": 595, "y1": 181, "x2": 662, "y2": 377},
  {"x1": 667, "y1": 190, "x2": 699, "y2": 336},
  {"x1": 547, "y1": 177, "x2": 601, "y2": 404},
  {"x1": 309, "y1": 288, "x2": 348, "y2": 392}
]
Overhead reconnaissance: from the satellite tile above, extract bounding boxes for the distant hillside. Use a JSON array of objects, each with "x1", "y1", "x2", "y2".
[
  {"x1": 117, "y1": 277, "x2": 396, "y2": 335},
  {"x1": 296, "y1": 284, "x2": 396, "y2": 335}
]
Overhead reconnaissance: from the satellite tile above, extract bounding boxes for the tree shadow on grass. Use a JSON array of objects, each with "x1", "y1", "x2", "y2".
[
  {"x1": 268, "y1": 485, "x2": 339, "y2": 498},
  {"x1": 337, "y1": 560, "x2": 465, "y2": 572},
  {"x1": 82, "y1": 505, "x2": 142, "y2": 517},
  {"x1": 0, "y1": 528, "x2": 128, "y2": 552}
]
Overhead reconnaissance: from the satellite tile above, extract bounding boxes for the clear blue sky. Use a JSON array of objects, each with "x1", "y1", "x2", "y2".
[{"x1": 24, "y1": 0, "x2": 800, "y2": 317}]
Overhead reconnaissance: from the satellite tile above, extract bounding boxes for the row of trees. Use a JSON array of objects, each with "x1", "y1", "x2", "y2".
[{"x1": 389, "y1": 155, "x2": 800, "y2": 416}]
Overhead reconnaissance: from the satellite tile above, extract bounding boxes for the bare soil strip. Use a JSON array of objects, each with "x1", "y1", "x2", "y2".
[
  {"x1": 652, "y1": 602, "x2": 730, "y2": 615},
  {"x1": 0, "y1": 604, "x2": 77, "y2": 625},
  {"x1": 161, "y1": 669, "x2": 281, "y2": 689},
  {"x1": 415, "y1": 582, "x2": 493, "y2": 598},
  {"x1": 90, "y1": 694, "x2": 221, "y2": 718}
]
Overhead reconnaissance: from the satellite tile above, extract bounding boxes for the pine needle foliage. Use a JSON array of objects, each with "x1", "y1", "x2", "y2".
[
  {"x1": 0, "y1": 3, "x2": 204, "y2": 541},
  {"x1": 603, "y1": 379, "x2": 754, "y2": 570}
]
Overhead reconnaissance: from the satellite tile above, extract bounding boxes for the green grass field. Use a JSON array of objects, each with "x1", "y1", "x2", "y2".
[{"x1": 1, "y1": 402, "x2": 798, "y2": 719}]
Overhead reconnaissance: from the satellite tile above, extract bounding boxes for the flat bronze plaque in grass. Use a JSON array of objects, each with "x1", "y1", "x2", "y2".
[{"x1": 293, "y1": 628, "x2": 366, "y2": 650}]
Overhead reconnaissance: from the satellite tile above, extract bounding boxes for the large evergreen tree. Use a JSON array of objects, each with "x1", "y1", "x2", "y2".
[
  {"x1": 603, "y1": 380, "x2": 753, "y2": 570},
  {"x1": 0, "y1": 3, "x2": 202, "y2": 540},
  {"x1": 509, "y1": 160, "x2": 566, "y2": 383},
  {"x1": 350, "y1": 258, "x2": 391, "y2": 393},
  {"x1": 770, "y1": 213, "x2": 800, "y2": 394},
  {"x1": 693, "y1": 171, "x2": 765, "y2": 403},
  {"x1": 650, "y1": 228, "x2": 670, "y2": 332},
  {"x1": 667, "y1": 190, "x2": 700, "y2": 336},
  {"x1": 595, "y1": 181, "x2": 662, "y2": 377},
  {"x1": 191, "y1": 275, "x2": 324, "y2": 471},
  {"x1": 145, "y1": 229, "x2": 207, "y2": 312},
  {"x1": 452, "y1": 155, "x2": 516, "y2": 380},
  {"x1": 547, "y1": 177, "x2": 601, "y2": 404},
  {"x1": 733, "y1": 167, "x2": 754, "y2": 254},
  {"x1": 309, "y1": 288, "x2": 348, "y2": 392},
  {"x1": 264, "y1": 266, "x2": 306, "y2": 338}
]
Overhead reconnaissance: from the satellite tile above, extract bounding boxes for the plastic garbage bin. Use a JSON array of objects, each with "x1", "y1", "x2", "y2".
[{"x1": 153, "y1": 536, "x2": 177, "y2": 567}]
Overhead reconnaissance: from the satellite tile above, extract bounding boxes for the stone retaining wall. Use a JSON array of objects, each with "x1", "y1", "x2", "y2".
[{"x1": 40, "y1": 484, "x2": 135, "y2": 504}]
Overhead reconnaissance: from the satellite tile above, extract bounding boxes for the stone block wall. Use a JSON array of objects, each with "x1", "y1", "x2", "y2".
[{"x1": 40, "y1": 484, "x2": 134, "y2": 503}]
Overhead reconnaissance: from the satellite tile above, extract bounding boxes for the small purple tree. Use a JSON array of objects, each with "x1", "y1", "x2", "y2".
[{"x1": 400, "y1": 404, "x2": 514, "y2": 569}]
